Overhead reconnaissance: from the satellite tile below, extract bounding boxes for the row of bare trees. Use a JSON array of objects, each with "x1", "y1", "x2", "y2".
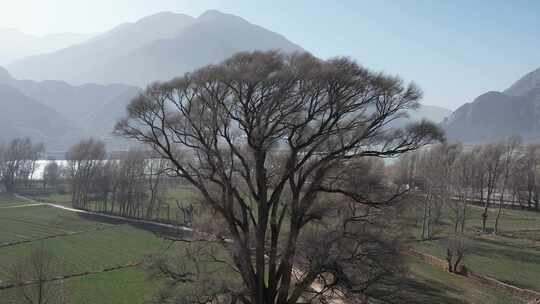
[
  {"x1": 0, "y1": 138, "x2": 44, "y2": 192},
  {"x1": 66, "y1": 139, "x2": 172, "y2": 221},
  {"x1": 397, "y1": 137, "x2": 540, "y2": 238}
]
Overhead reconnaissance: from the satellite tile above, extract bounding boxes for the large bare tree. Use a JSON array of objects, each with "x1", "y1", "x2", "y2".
[
  {"x1": 512, "y1": 143, "x2": 540, "y2": 210},
  {"x1": 115, "y1": 51, "x2": 443, "y2": 303},
  {"x1": 66, "y1": 138, "x2": 106, "y2": 209},
  {"x1": 479, "y1": 143, "x2": 504, "y2": 232},
  {"x1": 494, "y1": 137, "x2": 522, "y2": 234}
]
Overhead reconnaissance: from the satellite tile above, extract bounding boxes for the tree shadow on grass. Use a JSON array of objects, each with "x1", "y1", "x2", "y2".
[{"x1": 367, "y1": 275, "x2": 464, "y2": 304}]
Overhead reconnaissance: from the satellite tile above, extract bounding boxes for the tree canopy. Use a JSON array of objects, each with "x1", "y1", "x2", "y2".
[{"x1": 115, "y1": 51, "x2": 443, "y2": 304}]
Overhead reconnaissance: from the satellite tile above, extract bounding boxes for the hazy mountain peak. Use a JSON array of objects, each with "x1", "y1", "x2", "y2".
[
  {"x1": 91, "y1": 11, "x2": 194, "y2": 42},
  {"x1": 198, "y1": 9, "x2": 236, "y2": 20},
  {"x1": 195, "y1": 9, "x2": 255, "y2": 28},
  {"x1": 8, "y1": 10, "x2": 303, "y2": 86},
  {"x1": 136, "y1": 11, "x2": 195, "y2": 26}
]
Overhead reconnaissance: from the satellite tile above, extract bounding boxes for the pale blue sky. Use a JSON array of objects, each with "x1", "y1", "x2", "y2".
[{"x1": 1, "y1": 0, "x2": 540, "y2": 110}]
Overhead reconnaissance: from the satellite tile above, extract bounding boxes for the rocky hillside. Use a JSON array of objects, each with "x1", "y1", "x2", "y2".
[{"x1": 443, "y1": 67, "x2": 540, "y2": 142}]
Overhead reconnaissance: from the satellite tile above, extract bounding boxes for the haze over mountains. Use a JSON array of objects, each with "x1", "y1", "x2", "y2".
[
  {"x1": 407, "y1": 104, "x2": 451, "y2": 124},
  {"x1": 0, "y1": 10, "x2": 306, "y2": 150},
  {"x1": 0, "y1": 29, "x2": 93, "y2": 65},
  {"x1": 7, "y1": 10, "x2": 303, "y2": 86},
  {"x1": 0, "y1": 83, "x2": 76, "y2": 147},
  {"x1": 14, "y1": 9, "x2": 539, "y2": 150},
  {"x1": 443, "y1": 67, "x2": 540, "y2": 142},
  {"x1": 0, "y1": 66, "x2": 139, "y2": 150}
]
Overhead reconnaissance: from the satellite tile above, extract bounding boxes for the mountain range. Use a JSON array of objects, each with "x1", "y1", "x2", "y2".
[
  {"x1": 0, "y1": 66, "x2": 139, "y2": 150},
  {"x1": 0, "y1": 10, "x2": 305, "y2": 150},
  {"x1": 2, "y1": 9, "x2": 502, "y2": 151},
  {"x1": 7, "y1": 10, "x2": 303, "y2": 87},
  {"x1": 442, "y1": 67, "x2": 540, "y2": 142}
]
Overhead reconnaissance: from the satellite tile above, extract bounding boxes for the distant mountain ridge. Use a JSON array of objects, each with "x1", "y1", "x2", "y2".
[
  {"x1": 0, "y1": 83, "x2": 79, "y2": 148},
  {"x1": 7, "y1": 12, "x2": 195, "y2": 85},
  {"x1": 443, "y1": 67, "x2": 540, "y2": 142},
  {"x1": 0, "y1": 9, "x2": 304, "y2": 150},
  {"x1": 0, "y1": 28, "x2": 93, "y2": 65},
  {"x1": 8, "y1": 10, "x2": 303, "y2": 87},
  {"x1": 0, "y1": 66, "x2": 140, "y2": 150}
]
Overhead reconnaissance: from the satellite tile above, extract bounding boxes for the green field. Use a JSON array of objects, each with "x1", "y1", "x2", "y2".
[
  {"x1": 408, "y1": 203, "x2": 540, "y2": 292},
  {"x1": 68, "y1": 267, "x2": 160, "y2": 304},
  {"x1": 1, "y1": 191, "x2": 536, "y2": 303},
  {"x1": 404, "y1": 256, "x2": 523, "y2": 304},
  {"x1": 0, "y1": 205, "x2": 112, "y2": 244},
  {"x1": 0, "y1": 200, "x2": 194, "y2": 304},
  {"x1": 0, "y1": 224, "x2": 169, "y2": 280},
  {"x1": 30, "y1": 192, "x2": 72, "y2": 206}
]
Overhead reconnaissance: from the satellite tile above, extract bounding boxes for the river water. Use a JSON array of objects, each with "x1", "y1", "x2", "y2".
[{"x1": 32, "y1": 160, "x2": 69, "y2": 180}]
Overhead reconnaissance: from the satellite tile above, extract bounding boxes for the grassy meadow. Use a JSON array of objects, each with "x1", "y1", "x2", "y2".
[
  {"x1": 407, "y1": 202, "x2": 540, "y2": 292},
  {"x1": 2, "y1": 187, "x2": 539, "y2": 303},
  {"x1": 0, "y1": 194, "x2": 199, "y2": 304},
  {"x1": 404, "y1": 256, "x2": 523, "y2": 304}
]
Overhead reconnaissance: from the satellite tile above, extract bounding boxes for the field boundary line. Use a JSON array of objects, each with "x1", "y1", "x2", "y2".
[
  {"x1": 0, "y1": 261, "x2": 141, "y2": 290},
  {"x1": 0, "y1": 225, "x2": 120, "y2": 249}
]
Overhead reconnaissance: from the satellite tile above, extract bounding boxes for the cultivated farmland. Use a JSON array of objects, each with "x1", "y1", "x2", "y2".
[
  {"x1": 2, "y1": 189, "x2": 537, "y2": 303},
  {"x1": 408, "y1": 203, "x2": 540, "y2": 292},
  {"x1": 0, "y1": 197, "x2": 194, "y2": 304}
]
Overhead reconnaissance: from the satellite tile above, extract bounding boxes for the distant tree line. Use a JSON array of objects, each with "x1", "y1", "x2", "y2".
[
  {"x1": 65, "y1": 139, "x2": 176, "y2": 222},
  {"x1": 396, "y1": 136, "x2": 539, "y2": 239},
  {"x1": 394, "y1": 137, "x2": 538, "y2": 273},
  {"x1": 0, "y1": 138, "x2": 44, "y2": 192}
]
